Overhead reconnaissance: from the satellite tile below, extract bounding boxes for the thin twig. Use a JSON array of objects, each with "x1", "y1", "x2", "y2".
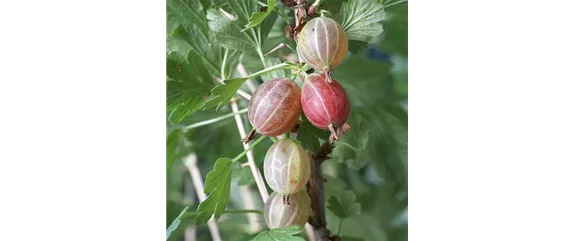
[
  {"x1": 231, "y1": 103, "x2": 269, "y2": 201},
  {"x1": 184, "y1": 153, "x2": 223, "y2": 241},
  {"x1": 184, "y1": 226, "x2": 196, "y2": 241}
]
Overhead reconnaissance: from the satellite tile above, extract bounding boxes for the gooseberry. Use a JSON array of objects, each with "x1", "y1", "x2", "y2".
[
  {"x1": 264, "y1": 191, "x2": 311, "y2": 229},
  {"x1": 297, "y1": 17, "x2": 348, "y2": 76},
  {"x1": 248, "y1": 78, "x2": 302, "y2": 136},
  {"x1": 263, "y1": 138, "x2": 310, "y2": 194},
  {"x1": 301, "y1": 73, "x2": 351, "y2": 141}
]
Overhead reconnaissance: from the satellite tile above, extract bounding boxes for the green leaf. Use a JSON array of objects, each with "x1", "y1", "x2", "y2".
[
  {"x1": 196, "y1": 158, "x2": 233, "y2": 224},
  {"x1": 327, "y1": 190, "x2": 361, "y2": 219},
  {"x1": 339, "y1": 0, "x2": 385, "y2": 42},
  {"x1": 348, "y1": 40, "x2": 368, "y2": 54},
  {"x1": 332, "y1": 114, "x2": 370, "y2": 169},
  {"x1": 297, "y1": 114, "x2": 330, "y2": 154},
  {"x1": 243, "y1": 0, "x2": 277, "y2": 31},
  {"x1": 173, "y1": 25, "x2": 242, "y2": 78},
  {"x1": 166, "y1": 207, "x2": 197, "y2": 241},
  {"x1": 202, "y1": 77, "x2": 249, "y2": 111},
  {"x1": 251, "y1": 226, "x2": 305, "y2": 241},
  {"x1": 167, "y1": 128, "x2": 183, "y2": 174},
  {"x1": 170, "y1": 24, "x2": 218, "y2": 73},
  {"x1": 338, "y1": 105, "x2": 407, "y2": 187},
  {"x1": 332, "y1": 54, "x2": 393, "y2": 106},
  {"x1": 366, "y1": 105, "x2": 408, "y2": 186},
  {"x1": 378, "y1": 0, "x2": 408, "y2": 56},
  {"x1": 166, "y1": 51, "x2": 214, "y2": 123},
  {"x1": 207, "y1": 8, "x2": 258, "y2": 51},
  {"x1": 166, "y1": 0, "x2": 209, "y2": 35},
  {"x1": 202, "y1": 62, "x2": 297, "y2": 111},
  {"x1": 259, "y1": 12, "x2": 279, "y2": 47}
]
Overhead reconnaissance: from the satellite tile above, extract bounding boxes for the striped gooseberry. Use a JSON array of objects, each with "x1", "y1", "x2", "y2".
[
  {"x1": 248, "y1": 78, "x2": 302, "y2": 136},
  {"x1": 263, "y1": 138, "x2": 310, "y2": 194},
  {"x1": 297, "y1": 17, "x2": 348, "y2": 78},
  {"x1": 301, "y1": 73, "x2": 351, "y2": 141},
  {"x1": 264, "y1": 191, "x2": 311, "y2": 229}
]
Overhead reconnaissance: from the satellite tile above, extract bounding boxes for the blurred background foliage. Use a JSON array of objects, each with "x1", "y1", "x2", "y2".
[{"x1": 167, "y1": 0, "x2": 407, "y2": 240}]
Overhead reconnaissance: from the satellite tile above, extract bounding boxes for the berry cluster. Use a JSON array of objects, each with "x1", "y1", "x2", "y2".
[{"x1": 247, "y1": 16, "x2": 351, "y2": 230}]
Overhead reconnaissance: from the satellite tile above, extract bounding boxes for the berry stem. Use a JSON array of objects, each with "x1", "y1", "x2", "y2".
[
  {"x1": 231, "y1": 135, "x2": 267, "y2": 163},
  {"x1": 183, "y1": 108, "x2": 248, "y2": 130},
  {"x1": 256, "y1": 47, "x2": 267, "y2": 68}
]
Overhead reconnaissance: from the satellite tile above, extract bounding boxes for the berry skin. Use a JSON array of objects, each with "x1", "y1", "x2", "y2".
[
  {"x1": 263, "y1": 139, "x2": 310, "y2": 194},
  {"x1": 248, "y1": 78, "x2": 302, "y2": 136},
  {"x1": 264, "y1": 191, "x2": 311, "y2": 229},
  {"x1": 301, "y1": 73, "x2": 350, "y2": 130},
  {"x1": 297, "y1": 17, "x2": 348, "y2": 73}
]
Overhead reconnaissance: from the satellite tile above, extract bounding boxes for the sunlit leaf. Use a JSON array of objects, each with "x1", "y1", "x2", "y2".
[
  {"x1": 339, "y1": 0, "x2": 385, "y2": 42},
  {"x1": 196, "y1": 158, "x2": 233, "y2": 224}
]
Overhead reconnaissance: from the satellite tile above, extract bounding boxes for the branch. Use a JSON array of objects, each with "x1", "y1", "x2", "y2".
[
  {"x1": 307, "y1": 142, "x2": 339, "y2": 241},
  {"x1": 184, "y1": 153, "x2": 223, "y2": 241}
]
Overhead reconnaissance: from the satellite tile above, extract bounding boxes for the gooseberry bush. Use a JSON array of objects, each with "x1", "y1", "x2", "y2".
[{"x1": 167, "y1": 0, "x2": 408, "y2": 240}]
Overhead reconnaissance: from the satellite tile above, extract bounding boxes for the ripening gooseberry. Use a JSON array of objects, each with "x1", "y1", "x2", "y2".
[
  {"x1": 248, "y1": 78, "x2": 302, "y2": 136},
  {"x1": 263, "y1": 139, "x2": 310, "y2": 194},
  {"x1": 297, "y1": 17, "x2": 348, "y2": 73},
  {"x1": 301, "y1": 73, "x2": 350, "y2": 130},
  {"x1": 264, "y1": 191, "x2": 310, "y2": 229}
]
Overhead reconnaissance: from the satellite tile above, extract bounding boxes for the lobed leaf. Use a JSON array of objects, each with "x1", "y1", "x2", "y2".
[
  {"x1": 242, "y1": 0, "x2": 277, "y2": 31},
  {"x1": 207, "y1": 8, "x2": 258, "y2": 51},
  {"x1": 166, "y1": 0, "x2": 209, "y2": 35},
  {"x1": 166, "y1": 51, "x2": 214, "y2": 123},
  {"x1": 251, "y1": 226, "x2": 305, "y2": 241},
  {"x1": 327, "y1": 190, "x2": 361, "y2": 219},
  {"x1": 167, "y1": 0, "x2": 243, "y2": 78},
  {"x1": 331, "y1": 114, "x2": 370, "y2": 169},
  {"x1": 196, "y1": 158, "x2": 233, "y2": 224},
  {"x1": 339, "y1": 0, "x2": 386, "y2": 42}
]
